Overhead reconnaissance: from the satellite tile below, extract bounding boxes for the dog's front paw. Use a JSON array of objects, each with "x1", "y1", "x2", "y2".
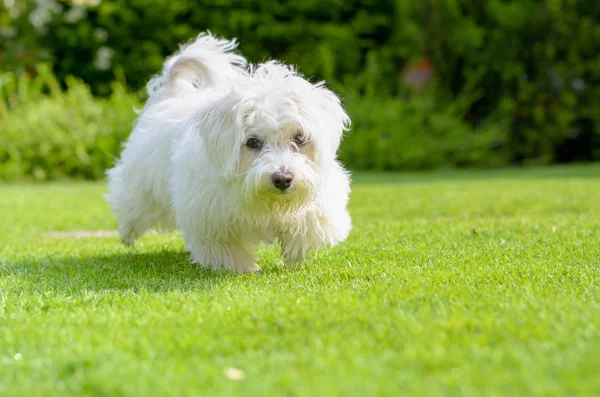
[
  {"x1": 187, "y1": 240, "x2": 260, "y2": 274},
  {"x1": 193, "y1": 259, "x2": 261, "y2": 274},
  {"x1": 281, "y1": 239, "x2": 306, "y2": 267},
  {"x1": 193, "y1": 258, "x2": 261, "y2": 274},
  {"x1": 244, "y1": 263, "x2": 262, "y2": 273},
  {"x1": 283, "y1": 253, "x2": 304, "y2": 268}
]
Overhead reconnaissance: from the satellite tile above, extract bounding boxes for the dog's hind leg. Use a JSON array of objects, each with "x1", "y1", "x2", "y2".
[
  {"x1": 105, "y1": 165, "x2": 171, "y2": 247},
  {"x1": 105, "y1": 192, "x2": 155, "y2": 247},
  {"x1": 115, "y1": 207, "x2": 156, "y2": 247}
]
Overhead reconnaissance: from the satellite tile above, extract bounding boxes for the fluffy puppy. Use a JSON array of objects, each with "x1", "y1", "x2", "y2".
[{"x1": 105, "y1": 32, "x2": 351, "y2": 273}]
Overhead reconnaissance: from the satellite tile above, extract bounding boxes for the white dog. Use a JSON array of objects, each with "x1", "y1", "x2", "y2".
[{"x1": 105, "y1": 32, "x2": 352, "y2": 273}]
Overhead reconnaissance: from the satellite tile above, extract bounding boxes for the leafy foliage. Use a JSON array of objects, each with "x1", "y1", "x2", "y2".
[
  {"x1": 0, "y1": 65, "x2": 138, "y2": 181},
  {"x1": 1, "y1": 0, "x2": 599, "y2": 178},
  {"x1": 340, "y1": 89, "x2": 509, "y2": 170}
]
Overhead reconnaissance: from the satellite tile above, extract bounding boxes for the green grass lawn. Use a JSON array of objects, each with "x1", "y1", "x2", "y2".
[{"x1": 1, "y1": 165, "x2": 599, "y2": 396}]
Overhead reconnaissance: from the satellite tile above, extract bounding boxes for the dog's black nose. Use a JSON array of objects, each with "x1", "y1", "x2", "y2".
[{"x1": 272, "y1": 172, "x2": 294, "y2": 191}]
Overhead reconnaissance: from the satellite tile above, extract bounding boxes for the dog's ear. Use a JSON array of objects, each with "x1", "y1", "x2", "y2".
[
  {"x1": 201, "y1": 91, "x2": 249, "y2": 176},
  {"x1": 312, "y1": 82, "x2": 351, "y2": 154}
]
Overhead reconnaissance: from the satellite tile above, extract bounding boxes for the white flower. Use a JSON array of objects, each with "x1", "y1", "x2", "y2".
[
  {"x1": 63, "y1": 6, "x2": 86, "y2": 24},
  {"x1": 72, "y1": 0, "x2": 101, "y2": 7},
  {"x1": 28, "y1": 0, "x2": 63, "y2": 32},
  {"x1": 94, "y1": 46, "x2": 114, "y2": 71}
]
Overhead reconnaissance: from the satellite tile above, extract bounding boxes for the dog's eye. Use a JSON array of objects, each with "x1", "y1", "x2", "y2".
[
  {"x1": 245, "y1": 138, "x2": 262, "y2": 150},
  {"x1": 293, "y1": 132, "x2": 307, "y2": 146}
]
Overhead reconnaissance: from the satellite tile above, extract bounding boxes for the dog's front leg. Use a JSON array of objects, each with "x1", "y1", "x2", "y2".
[
  {"x1": 280, "y1": 206, "x2": 351, "y2": 267},
  {"x1": 184, "y1": 232, "x2": 260, "y2": 273}
]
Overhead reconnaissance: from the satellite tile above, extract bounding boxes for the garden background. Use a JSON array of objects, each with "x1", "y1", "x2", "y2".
[{"x1": 1, "y1": 0, "x2": 599, "y2": 181}]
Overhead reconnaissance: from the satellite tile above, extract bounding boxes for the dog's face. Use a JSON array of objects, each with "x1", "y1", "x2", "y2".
[
  {"x1": 238, "y1": 114, "x2": 319, "y2": 214},
  {"x1": 198, "y1": 62, "x2": 350, "y2": 214}
]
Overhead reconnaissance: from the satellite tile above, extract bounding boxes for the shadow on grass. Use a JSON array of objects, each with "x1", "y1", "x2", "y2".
[{"x1": 4, "y1": 248, "x2": 284, "y2": 295}]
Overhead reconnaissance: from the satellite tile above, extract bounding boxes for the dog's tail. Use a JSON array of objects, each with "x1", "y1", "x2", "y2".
[{"x1": 145, "y1": 31, "x2": 247, "y2": 102}]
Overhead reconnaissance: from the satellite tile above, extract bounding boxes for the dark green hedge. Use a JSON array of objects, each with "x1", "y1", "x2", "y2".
[{"x1": 1, "y1": 0, "x2": 599, "y2": 175}]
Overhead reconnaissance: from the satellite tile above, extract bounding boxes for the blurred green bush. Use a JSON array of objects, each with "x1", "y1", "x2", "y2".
[
  {"x1": 339, "y1": 88, "x2": 510, "y2": 170},
  {"x1": 0, "y1": 65, "x2": 139, "y2": 181},
  {"x1": 1, "y1": 65, "x2": 508, "y2": 180},
  {"x1": 1, "y1": 0, "x2": 599, "y2": 179}
]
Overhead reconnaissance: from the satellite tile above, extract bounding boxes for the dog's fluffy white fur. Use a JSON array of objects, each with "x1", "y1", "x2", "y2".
[{"x1": 105, "y1": 32, "x2": 352, "y2": 273}]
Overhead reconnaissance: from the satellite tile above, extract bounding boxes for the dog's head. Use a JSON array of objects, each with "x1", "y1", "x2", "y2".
[{"x1": 194, "y1": 62, "x2": 350, "y2": 214}]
